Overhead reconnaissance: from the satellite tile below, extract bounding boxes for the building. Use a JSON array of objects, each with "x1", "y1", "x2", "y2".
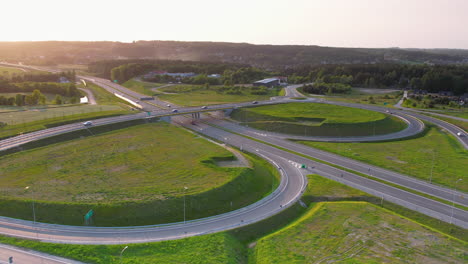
[{"x1": 253, "y1": 78, "x2": 280, "y2": 88}]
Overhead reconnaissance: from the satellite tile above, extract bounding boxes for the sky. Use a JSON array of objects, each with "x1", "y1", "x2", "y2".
[{"x1": 2, "y1": 0, "x2": 468, "y2": 49}]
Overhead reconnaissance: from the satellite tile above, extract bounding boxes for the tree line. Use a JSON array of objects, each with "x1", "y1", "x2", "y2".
[
  {"x1": 0, "y1": 80, "x2": 80, "y2": 97},
  {"x1": 0, "y1": 89, "x2": 71, "y2": 106},
  {"x1": 107, "y1": 60, "x2": 271, "y2": 85},
  {"x1": 285, "y1": 64, "x2": 468, "y2": 95},
  {"x1": 5, "y1": 71, "x2": 76, "y2": 83},
  {"x1": 89, "y1": 59, "x2": 248, "y2": 81}
]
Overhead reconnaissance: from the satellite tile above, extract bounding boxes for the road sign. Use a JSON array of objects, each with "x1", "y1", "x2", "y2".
[
  {"x1": 84, "y1": 209, "x2": 94, "y2": 225},
  {"x1": 147, "y1": 112, "x2": 151, "y2": 116},
  {"x1": 113, "y1": 80, "x2": 118, "y2": 83},
  {"x1": 301, "y1": 164, "x2": 307, "y2": 169},
  {"x1": 383, "y1": 102, "x2": 388, "y2": 105}
]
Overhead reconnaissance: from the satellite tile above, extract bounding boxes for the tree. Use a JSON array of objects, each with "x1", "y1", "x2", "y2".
[
  {"x1": 31, "y1": 89, "x2": 43, "y2": 105},
  {"x1": 15, "y1": 94, "x2": 24, "y2": 106},
  {"x1": 39, "y1": 94, "x2": 47, "y2": 105},
  {"x1": 54, "y1": 94, "x2": 63, "y2": 105}
]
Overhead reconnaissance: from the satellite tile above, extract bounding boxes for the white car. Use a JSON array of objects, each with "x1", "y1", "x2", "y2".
[
  {"x1": 457, "y1": 132, "x2": 464, "y2": 137},
  {"x1": 201, "y1": 106, "x2": 208, "y2": 109},
  {"x1": 172, "y1": 109, "x2": 178, "y2": 113},
  {"x1": 83, "y1": 121, "x2": 93, "y2": 126},
  {"x1": 167, "y1": 104, "x2": 171, "y2": 107}
]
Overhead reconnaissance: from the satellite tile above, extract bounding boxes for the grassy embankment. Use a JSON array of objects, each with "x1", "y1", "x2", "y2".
[
  {"x1": 0, "y1": 83, "x2": 134, "y2": 139},
  {"x1": 122, "y1": 79, "x2": 165, "y2": 96},
  {"x1": 423, "y1": 113, "x2": 468, "y2": 131},
  {"x1": 0, "y1": 122, "x2": 278, "y2": 226},
  {"x1": 157, "y1": 84, "x2": 281, "y2": 106},
  {"x1": 1, "y1": 174, "x2": 465, "y2": 263},
  {"x1": 252, "y1": 202, "x2": 467, "y2": 263},
  {"x1": 299, "y1": 125, "x2": 468, "y2": 192},
  {"x1": 230, "y1": 102, "x2": 407, "y2": 137},
  {"x1": 298, "y1": 87, "x2": 402, "y2": 107}
]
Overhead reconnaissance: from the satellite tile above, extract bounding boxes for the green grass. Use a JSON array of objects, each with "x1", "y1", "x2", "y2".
[
  {"x1": 0, "y1": 65, "x2": 47, "y2": 76},
  {"x1": 423, "y1": 113, "x2": 468, "y2": 131},
  {"x1": 252, "y1": 202, "x2": 467, "y2": 264},
  {"x1": 157, "y1": 85, "x2": 280, "y2": 106},
  {"x1": 299, "y1": 126, "x2": 468, "y2": 192},
  {"x1": 0, "y1": 122, "x2": 278, "y2": 226},
  {"x1": 0, "y1": 83, "x2": 135, "y2": 138},
  {"x1": 0, "y1": 174, "x2": 465, "y2": 263},
  {"x1": 0, "y1": 232, "x2": 244, "y2": 264},
  {"x1": 122, "y1": 79, "x2": 164, "y2": 96},
  {"x1": 81, "y1": 82, "x2": 135, "y2": 107},
  {"x1": 299, "y1": 87, "x2": 402, "y2": 107},
  {"x1": 230, "y1": 102, "x2": 407, "y2": 137},
  {"x1": 0, "y1": 66, "x2": 26, "y2": 76}
]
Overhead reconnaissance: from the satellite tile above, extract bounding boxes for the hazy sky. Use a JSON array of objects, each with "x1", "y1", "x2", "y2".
[{"x1": 2, "y1": 0, "x2": 467, "y2": 49}]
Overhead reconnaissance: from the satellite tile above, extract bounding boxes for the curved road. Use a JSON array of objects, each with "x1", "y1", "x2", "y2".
[{"x1": 0, "y1": 67, "x2": 465, "y2": 244}]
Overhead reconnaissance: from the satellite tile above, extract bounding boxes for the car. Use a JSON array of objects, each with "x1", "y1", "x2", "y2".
[
  {"x1": 201, "y1": 106, "x2": 208, "y2": 109},
  {"x1": 83, "y1": 121, "x2": 93, "y2": 126},
  {"x1": 457, "y1": 132, "x2": 464, "y2": 137},
  {"x1": 172, "y1": 109, "x2": 178, "y2": 113},
  {"x1": 252, "y1": 101, "x2": 258, "y2": 104},
  {"x1": 167, "y1": 104, "x2": 171, "y2": 107}
]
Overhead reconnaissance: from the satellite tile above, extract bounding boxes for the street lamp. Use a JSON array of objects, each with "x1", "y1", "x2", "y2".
[
  {"x1": 450, "y1": 178, "x2": 462, "y2": 224},
  {"x1": 184, "y1": 186, "x2": 188, "y2": 224},
  {"x1": 24, "y1": 186, "x2": 36, "y2": 224},
  {"x1": 120, "y1": 246, "x2": 128, "y2": 264}
]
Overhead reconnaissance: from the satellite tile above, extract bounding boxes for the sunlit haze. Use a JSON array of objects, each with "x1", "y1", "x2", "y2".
[{"x1": 2, "y1": 0, "x2": 468, "y2": 48}]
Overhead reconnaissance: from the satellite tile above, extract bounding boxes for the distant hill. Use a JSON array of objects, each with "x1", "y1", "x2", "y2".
[{"x1": 0, "y1": 41, "x2": 467, "y2": 69}]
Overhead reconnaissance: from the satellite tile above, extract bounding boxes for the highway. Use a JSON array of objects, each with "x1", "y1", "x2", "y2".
[
  {"x1": 0, "y1": 244, "x2": 83, "y2": 264},
  {"x1": 0, "y1": 65, "x2": 466, "y2": 244},
  {"x1": 0, "y1": 118, "x2": 466, "y2": 245}
]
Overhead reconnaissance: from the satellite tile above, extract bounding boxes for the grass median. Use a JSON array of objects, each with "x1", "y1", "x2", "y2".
[{"x1": 298, "y1": 125, "x2": 468, "y2": 192}]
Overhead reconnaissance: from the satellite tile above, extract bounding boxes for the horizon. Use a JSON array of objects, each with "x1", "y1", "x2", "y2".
[{"x1": 2, "y1": 0, "x2": 467, "y2": 49}]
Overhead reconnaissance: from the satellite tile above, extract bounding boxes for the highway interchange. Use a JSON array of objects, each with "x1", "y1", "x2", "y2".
[{"x1": 0, "y1": 68, "x2": 466, "y2": 246}]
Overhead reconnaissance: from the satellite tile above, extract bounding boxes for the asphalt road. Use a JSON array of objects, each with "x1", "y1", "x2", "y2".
[
  {"x1": 0, "y1": 243, "x2": 83, "y2": 264},
  {"x1": 0, "y1": 119, "x2": 466, "y2": 245},
  {"x1": 0, "y1": 65, "x2": 465, "y2": 244}
]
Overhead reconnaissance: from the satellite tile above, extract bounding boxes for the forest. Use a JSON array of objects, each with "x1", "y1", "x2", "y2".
[{"x1": 286, "y1": 64, "x2": 468, "y2": 95}]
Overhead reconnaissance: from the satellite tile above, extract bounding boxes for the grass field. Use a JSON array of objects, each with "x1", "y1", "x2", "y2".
[
  {"x1": 0, "y1": 122, "x2": 278, "y2": 226},
  {"x1": 0, "y1": 82, "x2": 134, "y2": 139},
  {"x1": 299, "y1": 126, "x2": 468, "y2": 191},
  {"x1": 230, "y1": 102, "x2": 407, "y2": 137},
  {"x1": 252, "y1": 202, "x2": 467, "y2": 264},
  {"x1": 0, "y1": 66, "x2": 26, "y2": 76},
  {"x1": 122, "y1": 79, "x2": 164, "y2": 96},
  {"x1": 0, "y1": 65, "x2": 46, "y2": 76},
  {"x1": 157, "y1": 85, "x2": 281, "y2": 106},
  {"x1": 424, "y1": 113, "x2": 468, "y2": 131},
  {"x1": 299, "y1": 87, "x2": 402, "y2": 107},
  {"x1": 0, "y1": 232, "x2": 243, "y2": 264},
  {"x1": 0, "y1": 105, "x2": 125, "y2": 125},
  {"x1": 0, "y1": 174, "x2": 465, "y2": 263}
]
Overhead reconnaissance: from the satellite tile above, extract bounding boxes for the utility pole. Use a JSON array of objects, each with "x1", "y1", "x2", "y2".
[
  {"x1": 429, "y1": 150, "x2": 436, "y2": 184},
  {"x1": 450, "y1": 179, "x2": 462, "y2": 224},
  {"x1": 184, "y1": 186, "x2": 188, "y2": 224}
]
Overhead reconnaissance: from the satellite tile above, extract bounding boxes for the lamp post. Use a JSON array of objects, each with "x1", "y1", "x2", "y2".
[
  {"x1": 24, "y1": 186, "x2": 36, "y2": 224},
  {"x1": 450, "y1": 179, "x2": 462, "y2": 224},
  {"x1": 429, "y1": 150, "x2": 435, "y2": 184},
  {"x1": 120, "y1": 246, "x2": 128, "y2": 264},
  {"x1": 184, "y1": 186, "x2": 188, "y2": 224}
]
